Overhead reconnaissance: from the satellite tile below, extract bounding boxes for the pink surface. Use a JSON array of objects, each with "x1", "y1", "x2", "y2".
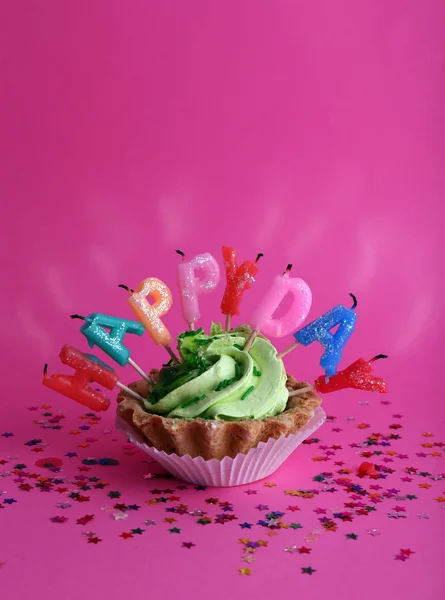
[{"x1": 1, "y1": 1, "x2": 444, "y2": 599}]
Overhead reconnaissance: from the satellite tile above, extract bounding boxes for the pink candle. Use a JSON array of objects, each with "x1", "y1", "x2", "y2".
[
  {"x1": 249, "y1": 265, "x2": 312, "y2": 337},
  {"x1": 177, "y1": 252, "x2": 220, "y2": 328}
]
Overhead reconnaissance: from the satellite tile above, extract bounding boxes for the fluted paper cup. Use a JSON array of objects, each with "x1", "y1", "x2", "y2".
[{"x1": 115, "y1": 407, "x2": 326, "y2": 487}]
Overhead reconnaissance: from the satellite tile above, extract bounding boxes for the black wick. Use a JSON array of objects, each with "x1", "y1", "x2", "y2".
[
  {"x1": 349, "y1": 293, "x2": 358, "y2": 310},
  {"x1": 370, "y1": 354, "x2": 388, "y2": 362},
  {"x1": 283, "y1": 263, "x2": 292, "y2": 275},
  {"x1": 118, "y1": 284, "x2": 134, "y2": 293},
  {"x1": 255, "y1": 253, "x2": 264, "y2": 263},
  {"x1": 43, "y1": 363, "x2": 48, "y2": 375},
  {"x1": 70, "y1": 314, "x2": 86, "y2": 321},
  {"x1": 175, "y1": 249, "x2": 185, "y2": 259}
]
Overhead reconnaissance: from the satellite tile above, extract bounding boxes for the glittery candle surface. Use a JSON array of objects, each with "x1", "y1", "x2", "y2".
[
  {"x1": 294, "y1": 305, "x2": 357, "y2": 377},
  {"x1": 80, "y1": 314, "x2": 145, "y2": 367},
  {"x1": 221, "y1": 246, "x2": 259, "y2": 317},
  {"x1": 128, "y1": 278, "x2": 173, "y2": 346},
  {"x1": 315, "y1": 358, "x2": 387, "y2": 394},
  {"x1": 177, "y1": 253, "x2": 220, "y2": 326},
  {"x1": 249, "y1": 273, "x2": 312, "y2": 337}
]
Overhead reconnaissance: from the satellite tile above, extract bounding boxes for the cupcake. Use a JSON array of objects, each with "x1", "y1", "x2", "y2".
[{"x1": 116, "y1": 323, "x2": 324, "y2": 484}]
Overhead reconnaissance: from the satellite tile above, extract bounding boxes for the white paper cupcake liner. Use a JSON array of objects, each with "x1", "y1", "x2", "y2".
[{"x1": 115, "y1": 407, "x2": 326, "y2": 487}]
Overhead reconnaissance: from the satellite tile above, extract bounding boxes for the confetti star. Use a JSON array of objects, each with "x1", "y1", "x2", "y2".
[
  {"x1": 434, "y1": 497, "x2": 445, "y2": 503},
  {"x1": 298, "y1": 547, "x2": 311, "y2": 554},
  {"x1": 244, "y1": 489, "x2": 257, "y2": 495},
  {"x1": 169, "y1": 527, "x2": 181, "y2": 534},
  {"x1": 417, "y1": 513, "x2": 430, "y2": 519},
  {"x1": 255, "y1": 504, "x2": 269, "y2": 511},
  {"x1": 406, "y1": 494, "x2": 417, "y2": 501},
  {"x1": 289, "y1": 523, "x2": 303, "y2": 529},
  {"x1": 1, "y1": 433, "x2": 13, "y2": 437},
  {"x1": 113, "y1": 512, "x2": 128, "y2": 521},
  {"x1": 264, "y1": 482, "x2": 276, "y2": 487},
  {"x1": 239, "y1": 568, "x2": 252, "y2": 576},
  {"x1": 242, "y1": 555, "x2": 255, "y2": 564},
  {"x1": 367, "y1": 529, "x2": 381, "y2": 536},
  {"x1": 205, "y1": 498, "x2": 219, "y2": 504},
  {"x1": 239, "y1": 522, "x2": 253, "y2": 529},
  {"x1": 76, "y1": 515, "x2": 94, "y2": 525},
  {"x1": 65, "y1": 452, "x2": 77, "y2": 458},
  {"x1": 50, "y1": 515, "x2": 68, "y2": 523},
  {"x1": 3, "y1": 498, "x2": 17, "y2": 505},
  {"x1": 120, "y1": 532, "x2": 133, "y2": 539},
  {"x1": 87, "y1": 536, "x2": 101, "y2": 544},
  {"x1": 287, "y1": 505, "x2": 300, "y2": 512},
  {"x1": 301, "y1": 567, "x2": 316, "y2": 575},
  {"x1": 144, "y1": 520, "x2": 156, "y2": 526},
  {"x1": 313, "y1": 508, "x2": 327, "y2": 514},
  {"x1": 345, "y1": 533, "x2": 359, "y2": 540},
  {"x1": 395, "y1": 553, "x2": 409, "y2": 561},
  {"x1": 182, "y1": 542, "x2": 195, "y2": 549},
  {"x1": 131, "y1": 528, "x2": 144, "y2": 535},
  {"x1": 400, "y1": 548, "x2": 415, "y2": 556},
  {"x1": 419, "y1": 483, "x2": 432, "y2": 489}
]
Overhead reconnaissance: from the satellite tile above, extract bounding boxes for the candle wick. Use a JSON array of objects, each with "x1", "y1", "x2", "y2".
[
  {"x1": 118, "y1": 284, "x2": 134, "y2": 294},
  {"x1": 349, "y1": 293, "x2": 358, "y2": 310},
  {"x1": 255, "y1": 253, "x2": 264, "y2": 263},
  {"x1": 43, "y1": 363, "x2": 48, "y2": 375},
  {"x1": 175, "y1": 249, "x2": 185, "y2": 260},
  {"x1": 283, "y1": 263, "x2": 292, "y2": 275},
  {"x1": 70, "y1": 314, "x2": 86, "y2": 321},
  {"x1": 370, "y1": 354, "x2": 388, "y2": 363}
]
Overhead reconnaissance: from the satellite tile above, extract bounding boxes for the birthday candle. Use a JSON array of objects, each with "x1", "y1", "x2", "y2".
[
  {"x1": 293, "y1": 294, "x2": 358, "y2": 377},
  {"x1": 288, "y1": 355, "x2": 388, "y2": 398},
  {"x1": 176, "y1": 251, "x2": 220, "y2": 328},
  {"x1": 127, "y1": 278, "x2": 173, "y2": 346},
  {"x1": 42, "y1": 345, "x2": 118, "y2": 411},
  {"x1": 249, "y1": 265, "x2": 312, "y2": 338},
  {"x1": 221, "y1": 246, "x2": 262, "y2": 329},
  {"x1": 79, "y1": 313, "x2": 145, "y2": 366},
  {"x1": 314, "y1": 355, "x2": 387, "y2": 394},
  {"x1": 43, "y1": 346, "x2": 146, "y2": 411}
]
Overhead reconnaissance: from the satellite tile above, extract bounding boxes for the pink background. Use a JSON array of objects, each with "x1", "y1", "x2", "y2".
[{"x1": 1, "y1": 1, "x2": 444, "y2": 599}]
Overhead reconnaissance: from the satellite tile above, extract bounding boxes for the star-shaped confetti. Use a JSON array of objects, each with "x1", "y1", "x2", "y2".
[
  {"x1": 182, "y1": 542, "x2": 195, "y2": 549},
  {"x1": 301, "y1": 567, "x2": 316, "y2": 575}
]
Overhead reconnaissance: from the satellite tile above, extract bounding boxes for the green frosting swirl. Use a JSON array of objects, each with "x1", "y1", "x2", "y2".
[{"x1": 143, "y1": 323, "x2": 288, "y2": 421}]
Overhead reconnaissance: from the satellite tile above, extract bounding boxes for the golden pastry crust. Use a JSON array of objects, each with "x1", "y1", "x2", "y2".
[{"x1": 116, "y1": 370, "x2": 322, "y2": 460}]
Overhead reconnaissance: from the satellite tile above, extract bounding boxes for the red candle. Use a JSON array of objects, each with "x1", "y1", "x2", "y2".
[
  {"x1": 42, "y1": 345, "x2": 118, "y2": 411},
  {"x1": 314, "y1": 355, "x2": 387, "y2": 394},
  {"x1": 220, "y1": 246, "x2": 261, "y2": 317}
]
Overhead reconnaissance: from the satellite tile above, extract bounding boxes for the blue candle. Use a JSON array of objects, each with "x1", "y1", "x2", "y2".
[
  {"x1": 293, "y1": 295, "x2": 357, "y2": 378},
  {"x1": 79, "y1": 313, "x2": 145, "y2": 366}
]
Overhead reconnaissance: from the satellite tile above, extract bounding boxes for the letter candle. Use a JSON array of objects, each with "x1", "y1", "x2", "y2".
[
  {"x1": 245, "y1": 264, "x2": 312, "y2": 351},
  {"x1": 176, "y1": 250, "x2": 220, "y2": 330},
  {"x1": 71, "y1": 314, "x2": 153, "y2": 384},
  {"x1": 288, "y1": 354, "x2": 388, "y2": 397},
  {"x1": 220, "y1": 246, "x2": 262, "y2": 331},
  {"x1": 278, "y1": 294, "x2": 358, "y2": 380},
  {"x1": 42, "y1": 345, "x2": 146, "y2": 411},
  {"x1": 123, "y1": 278, "x2": 180, "y2": 363}
]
